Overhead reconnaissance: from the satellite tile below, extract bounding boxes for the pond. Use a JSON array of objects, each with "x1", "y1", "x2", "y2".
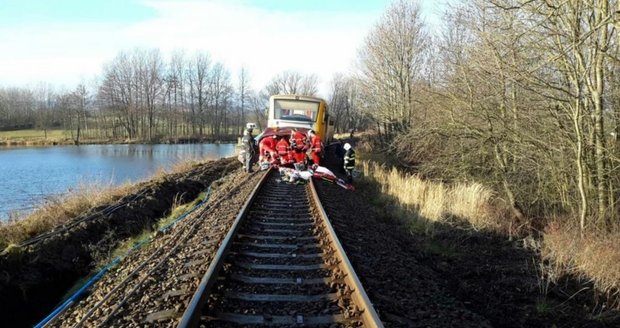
[{"x1": 0, "y1": 143, "x2": 237, "y2": 220}]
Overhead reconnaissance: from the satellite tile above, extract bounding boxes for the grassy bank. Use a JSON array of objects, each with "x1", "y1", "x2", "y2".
[
  {"x1": 360, "y1": 160, "x2": 620, "y2": 309},
  {"x1": 0, "y1": 156, "x2": 222, "y2": 251},
  {"x1": 0, "y1": 129, "x2": 239, "y2": 146},
  {"x1": 361, "y1": 161, "x2": 507, "y2": 232},
  {"x1": 0, "y1": 129, "x2": 73, "y2": 146},
  {"x1": 542, "y1": 223, "x2": 620, "y2": 308},
  {"x1": 0, "y1": 182, "x2": 136, "y2": 251},
  {"x1": 0, "y1": 129, "x2": 70, "y2": 139}
]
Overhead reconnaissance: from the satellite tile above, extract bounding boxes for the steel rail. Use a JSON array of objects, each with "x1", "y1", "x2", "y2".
[
  {"x1": 308, "y1": 177, "x2": 384, "y2": 327},
  {"x1": 177, "y1": 169, "x2": 383, "y2": 327},
  {"x1": 42, "y1": 173, "x2": 251, "y2": 327},
  {"x1": 177, "y1": 168, "x2": 271, "y2": 328},
  {"x1": 80, "y1": 174, "x2": 252, "y2": 327}
]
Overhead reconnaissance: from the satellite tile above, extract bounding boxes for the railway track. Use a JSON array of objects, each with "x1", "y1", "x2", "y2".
[
  {"x1": 42, "y1": 168, "x2": 381, "y2": 327},
  {"x1": 178, "y1": 169, "x2": 383, "y2": 327},
  {"x1": 46, "y1": 172, "x2": 258, "y2": 327}
]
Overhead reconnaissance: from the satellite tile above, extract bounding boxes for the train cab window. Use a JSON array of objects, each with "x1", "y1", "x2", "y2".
[{"x1": 274, "y1": 100, "x2": 319, "y2": 122}]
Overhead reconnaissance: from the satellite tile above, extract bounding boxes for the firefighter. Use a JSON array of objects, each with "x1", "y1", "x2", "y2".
[
  {"x1": 276, "y1": 136, "x2": 292, "y2": 165},
  {"x1": 241, "y1": 128, "x2": 256, "y2": 173},
  {"x1": 307, "y1": 130, "x2": 322, "y2": 166},
  {"x1": 258, "y1": 134, "x2": 278, "y2": 164},
  {"x1": 343, "y1": 142, "x2": 355, "y2": 183},
  {"x1": 291, "y1": 148, "x2": 307, "y2": 167},
  {"x1": 290, "y1": 128, "x2": 308, "y2": 151},
  {"x1": 335, "y1": 140, "x2": 345, "y2": 173}
]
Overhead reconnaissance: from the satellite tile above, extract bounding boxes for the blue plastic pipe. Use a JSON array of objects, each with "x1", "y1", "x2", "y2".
[{"x1": 34, "y1": 185, "x2": 214, "y2": 327}]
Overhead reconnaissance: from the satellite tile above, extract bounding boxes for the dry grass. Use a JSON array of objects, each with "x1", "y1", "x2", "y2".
[
  {"x1": 361, "y1": 158, "x2": 620, "y2": 308},
  {"x1": 0, "y1": 155, "x2": 219, "y2": 251},
  {"x1": 152, "y1": 155, "x2": 213, "y2": 180},
  {"x1": 542, "y1": 222, "x2": 620, "y2": 308},
  {"x1": 0, "y1": 153, "x2": 221, "y2": 251},
  {"x1": 0, "y1": 181, "x2": 136, "y2": 250},
  {"x1": 361, "y1": 161, "x2": 507, "y2": 232}
]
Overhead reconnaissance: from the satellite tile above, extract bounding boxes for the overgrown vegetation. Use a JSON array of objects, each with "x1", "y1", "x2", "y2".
[
  {"x1": 360, "y1": 160, "x2": 512, "y2": 234},
  {"x1": 542, "y1": 223, "x2": 620, "y2": 310},
  {"x1": 360, "y1": 151, "x2": 620, "y2": 309},
  {"x1": 328, "y1": 0, "x2": 620, "y2": 232},
  {"x1": 327, "y1": 0, "x2": 620, "y2": 310},
  {"x1": 0, "y1": 182, "x2": 136, "y2": 250}
]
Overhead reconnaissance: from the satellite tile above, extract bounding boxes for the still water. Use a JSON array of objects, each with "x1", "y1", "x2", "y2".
[{"x1": 0, "y1": 144, "x2": 236, "y2": 220}]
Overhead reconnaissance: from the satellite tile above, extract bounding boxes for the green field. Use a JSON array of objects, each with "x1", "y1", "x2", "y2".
[{"x1": 0, "y1": 129, "x2": 70, "y2": 139}]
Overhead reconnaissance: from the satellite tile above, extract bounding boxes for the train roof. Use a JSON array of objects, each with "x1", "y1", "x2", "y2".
[{"x1": 269, "y1": 94, "x2": 327, "y2": 103}]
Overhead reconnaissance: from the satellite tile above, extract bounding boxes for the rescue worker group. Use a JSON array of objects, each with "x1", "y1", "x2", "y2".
[{"x1": 240, "y1": 125, "x2": 356, "y2": 188}]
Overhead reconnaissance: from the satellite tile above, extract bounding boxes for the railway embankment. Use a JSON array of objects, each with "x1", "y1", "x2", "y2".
[
  {"x1": 0, "y1": 156, "x2": 240, "y2": 327},
  {"x1": 2, "y1": 141, "x2": 619, "y2": 327}
]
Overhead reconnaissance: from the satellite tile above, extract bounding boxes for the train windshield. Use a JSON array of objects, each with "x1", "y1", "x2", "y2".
[{"x1": 273, "y1": 99, "x2": 320, "y2": 122}]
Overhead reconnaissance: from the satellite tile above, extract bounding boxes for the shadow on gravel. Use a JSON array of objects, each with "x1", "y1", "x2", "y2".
[
  {"x1": 315, "y1": 142, "x2": 620, "y2": 328},
  {"x1": 0, "y1": 157, "x2": 241, "y2": 327}
]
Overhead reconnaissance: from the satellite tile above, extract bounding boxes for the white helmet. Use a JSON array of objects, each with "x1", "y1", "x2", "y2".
[{"x1": 343, "y1": 143, "x2": 351, "y2": 150}]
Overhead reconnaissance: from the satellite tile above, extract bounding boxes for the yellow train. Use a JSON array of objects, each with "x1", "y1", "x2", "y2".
[{"x1": 263, "y1": 94, "x2": 334, "y2": 143}]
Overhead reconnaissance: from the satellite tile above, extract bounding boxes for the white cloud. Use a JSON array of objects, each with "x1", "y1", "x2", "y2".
[
  {"x1": 0, "y1": 22, "x2": 126, "y2": 88},
  {"x1": 127, "y1": 0, "x2": 379, "y2": 96},
  {"x1": 0, "y1": 0, "x2": 382, "y2": 96}
]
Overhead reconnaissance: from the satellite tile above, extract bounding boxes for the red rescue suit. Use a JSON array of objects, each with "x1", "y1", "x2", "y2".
[
  {"x1": 291, "y1": 149, "x2": 307, "y2": 164},
  {"x1": 290, "y1": 130, "x2": 308, "y2": 151},
  {"x1": 308, "y1": 134, "x2": 322, "y2": 165},
  {"x1": 276, "y1": 138, "x2": 292, "y2": 165},
  {"x1": 259, "y1": 136, "x2": 278, "y2": 163}
]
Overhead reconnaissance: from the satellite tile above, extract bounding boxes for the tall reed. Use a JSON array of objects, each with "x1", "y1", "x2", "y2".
[{"x1": 361, "y1": 161, "x2": 500, "y2": 231}]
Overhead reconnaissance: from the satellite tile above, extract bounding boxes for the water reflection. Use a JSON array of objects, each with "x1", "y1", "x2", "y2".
[{"x1": 0, "y1": 144, "x2": 236, "y2": 220}]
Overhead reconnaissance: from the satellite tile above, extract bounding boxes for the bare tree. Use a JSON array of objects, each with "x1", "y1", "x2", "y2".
[
  {"x1": 264, "y1": 71, "x2": 318, "y2": 96},
  {"x1": 71, "y1": 83, "x2": 90, "y2": 144},
  {"x1": 237, "y1": 67, "x2": 251, "y2": 134},
  {"x1": 140, "y1": 49, "x2": 164, "y2": 141},
  {"x1": 328, "y1": 73, "x2": 368, "y2": 134},
  {"x1": 34, "y1": 83, "x2": 54, "y2": 139},
  {"x1": 356, "y1": 0, "x2": 429, "y2": 136},
  {"x1": 187, "y1": 52, "x2": 211, "y2": 135},
  {"x1": 208, "y1": 63, "x2": 233, "y2": 137}
]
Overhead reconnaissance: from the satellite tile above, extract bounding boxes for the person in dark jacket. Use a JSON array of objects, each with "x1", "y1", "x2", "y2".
[
  {"x1": 343, "y1": 142, "x2": 355, "y2": 183},
  {"x1": 335, "y1": 140, "x2": 345, "y2": 172},
  {"x1": 241, "y1": 128, "x2": 256, "y2": 173}
]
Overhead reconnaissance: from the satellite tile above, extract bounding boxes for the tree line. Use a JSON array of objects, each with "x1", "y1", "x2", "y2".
[
  {"x1": 336, "y1": 0, "x2": 620, "y2": 232},
  {"x1": 0, "y1": 50, "x2": 333, "y2": 143}
]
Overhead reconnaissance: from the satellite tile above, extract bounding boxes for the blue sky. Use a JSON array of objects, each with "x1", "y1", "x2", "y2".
[
  {"x1": 0, "y1": 0, "x2": 157, "y2": 25},
  {"x1": 0, "y1": 0, "x2": 445, "y2": 95}
]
